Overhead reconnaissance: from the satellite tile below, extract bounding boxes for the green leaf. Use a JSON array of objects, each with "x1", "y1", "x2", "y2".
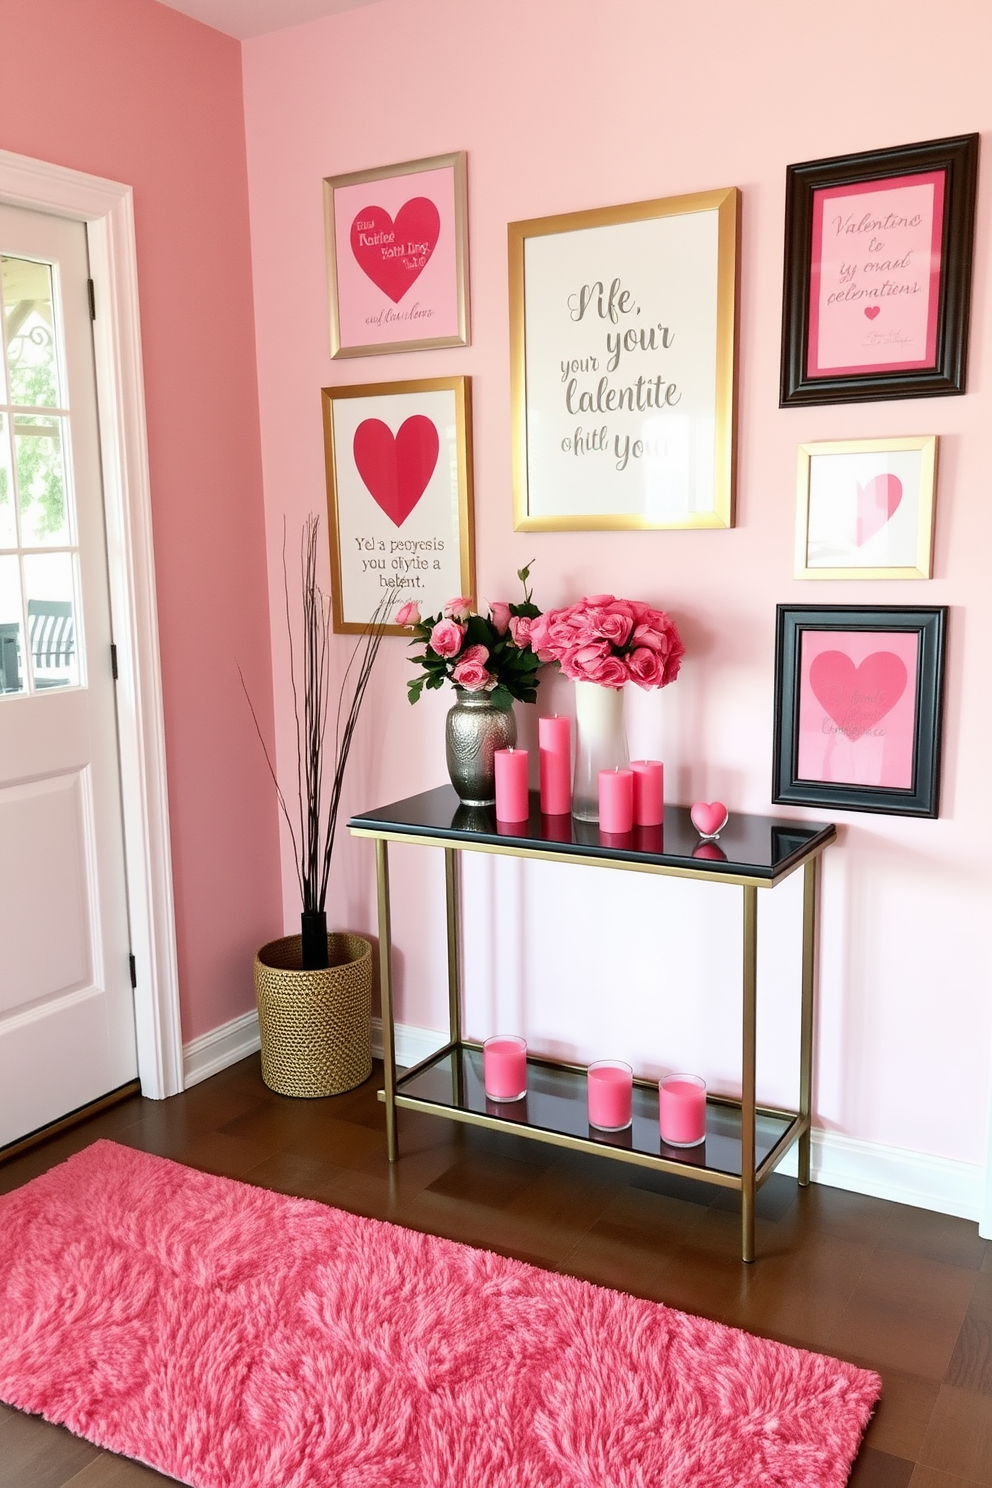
[
  {"x1": 488, "y1": 684, "x2": 513, "y2": 709},
  {"x1": 425, "y1": 672, "x2": 445, "y2": 690},
  {"x1": 407, "y1": 677, "x2": 426, "y2": 704}
]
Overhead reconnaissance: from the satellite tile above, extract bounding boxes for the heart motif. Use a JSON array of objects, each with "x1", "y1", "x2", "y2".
[
  {"x1": 864, "y1": 305, "x2": 881, "y2": 320},
  {"x1": 690, "y1": 801, "x2": 728, "y2": 838},
  {"x1": 809, "y1": 651, "x2": 908, "y2": 742},
  {"x1": 692, "y1": 840, "x2": 727, "y2": 862},
  {"x1": 856, "y1": 473, "x2": 902, "y2": 546},
  {"x1": 350, "y1": 199, "x2": 440, "y2": 303},
  {"x1": 353, "y1": 416, "x2": 439, "y2": 527}
]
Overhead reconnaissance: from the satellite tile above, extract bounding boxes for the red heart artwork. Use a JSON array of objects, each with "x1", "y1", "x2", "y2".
[
  {"x1": 353, "y1": 416, "x2": 439, "y2": 527},
  {"x1": 864, "y1": 305, "x2": 881, "y2": 320},
  {"x1": 809, "y1": 650, "x2": 908, "y2": 742},
  {"x1": 350, "y1": 199, "x2": 441, "y2": 303},
  {"x1": 856, "y1": 472, "x2": 903, "y2": 546}
]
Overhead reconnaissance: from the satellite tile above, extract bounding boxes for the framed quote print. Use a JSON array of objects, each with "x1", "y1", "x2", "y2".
[
  {"x1": 321, "y1": 376, "x2": 475, "y2": 634},
  {"x1": 796, "y1": 436, "x2": 937, "y2": 580},
  {"x1": 772, "y1": 605, "x2": 947, "y2": 817},
  {"x1": 780, "y1": 134, "x2": 978, "y2": 406},
  {"x1": 323, "y1": 152, "x2": 470, "y2": 358},
  {"x1": 509, "y1": 187, "x2": 739, "y2": 531}
]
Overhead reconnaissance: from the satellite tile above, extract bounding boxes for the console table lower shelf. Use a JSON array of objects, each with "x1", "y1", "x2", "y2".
[{"x1": 379, "y1": 1043, "x2": 807, "y2": 1197}]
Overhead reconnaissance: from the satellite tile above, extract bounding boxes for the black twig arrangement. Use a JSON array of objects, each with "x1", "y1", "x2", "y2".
[{"x1": 241, "y1": 514, "x2": 395, "y2": 969}]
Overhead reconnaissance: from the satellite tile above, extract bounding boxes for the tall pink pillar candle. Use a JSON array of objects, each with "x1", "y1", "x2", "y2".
[
  {"x1": 494, "y1": 747, "x2": 529, "y2": 822},
  {"x1": 539, "y1": 714, "x2": 571, "y2": 815},
  {"x1": 598, "y1": 768, "x2": 633, "y2": 834},
  {"x1": 659, "y1": 1074, "x2": 707, "y2": 1146},
  {"x1": 483, "y1": 1036, "x2": 527, "y2": 1101},
  {"x1": 587, "y1": 1061, "x2": 633, "y2": 1130},
  {"x1": 630, "y1": 760, "x2": 664, "y2": 826}
]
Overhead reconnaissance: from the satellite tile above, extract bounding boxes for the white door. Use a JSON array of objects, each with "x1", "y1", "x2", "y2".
[{"x1": 0, "y1": 203, "x2": 137, "y2": 1146}]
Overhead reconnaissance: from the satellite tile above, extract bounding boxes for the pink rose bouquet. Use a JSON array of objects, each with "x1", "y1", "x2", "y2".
[
  {"x1": 398, "y1": 563, "x2": 542, "y2": 707},
  {"x1": 528, "y1": 594, "x2": 684, "y2": 691}
]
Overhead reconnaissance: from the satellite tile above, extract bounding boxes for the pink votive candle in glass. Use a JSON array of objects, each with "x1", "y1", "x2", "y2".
[
  {"x1": 587, "y1": 1060, "x2": 633, "y2": 1131},
  {"x1": 483, "y1": 1036, "x2": 528, "y2": 1101},
  {"x1": 539, "y1": 714, "x2": 571, "y2": 815},
  {"x1": 494, "y1": 747, "x2": 529, "y2": 822},
  {"x1": 659, "y1": 1074, "x2": 707, "y2": 1147},
  {"x1": 630, "y1": 760, "x2": 664, "y2": 826},
  {"x1": 598, "y1": 767, "x2": 633, "y2": 834}
]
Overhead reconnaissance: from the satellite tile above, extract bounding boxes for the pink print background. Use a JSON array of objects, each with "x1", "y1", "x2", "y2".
[
  {"x1": 797, "y1": 629, "x2": 919, "y2": 789},
  {"x1": 808, "y1": 171, "x2": 943, "y2": 377},
  {"x1": 332, "y1": 166, "x2": 460, "y2": 350}
]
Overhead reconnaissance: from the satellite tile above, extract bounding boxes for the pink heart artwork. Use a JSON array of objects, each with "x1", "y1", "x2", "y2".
[
  {"x1": 864, "y1": 305, "x2": 881, "y2": 320},
  {"x1": 353, "y1": 416, "x2": 439, "y2": 528},
  {"x1": 856, "y1": 472, "x2": 903, "y2": 547},
  {"x1": 350, "y1": 199, "x2": 441, "y2": 304},
  {"x1": 809, "y1": 651, "x2": 907, "y2": 742},
  {"x1": 690, "y1": 801, "x2": 728, "y2": 838}
]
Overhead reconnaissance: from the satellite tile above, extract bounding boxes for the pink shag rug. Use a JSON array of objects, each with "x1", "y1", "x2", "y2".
[{"x1": 0, "y1": 1141, "x2": 878, "y2": 1487}]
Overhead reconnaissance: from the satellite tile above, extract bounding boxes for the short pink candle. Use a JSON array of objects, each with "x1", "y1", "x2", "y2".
[
  {"x1": 587, "y1": 1061, "x2": 633, "y2": 1130},
  {"x1": 539, "y1": 715, "x2": 571, "y2": 815},
  {"x1": 494, "y1": 747, "x2": 529, "y2": 822},
  {"x1": 598, "y1": 767, "x2": 633, "y2": 834},
  {"x1": 630, "y1": 760, "x2": 664, "y2": 826},
  {"x1": 483, "y1": 1036, "x2": 527, "y2": 1101},
  {"x1": 659, "y1": 1074, "x2": 707, "y2": 1147}
]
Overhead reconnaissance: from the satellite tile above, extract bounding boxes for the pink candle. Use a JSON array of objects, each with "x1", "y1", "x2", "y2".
[
  {"x1": 539, "y1": 715, "x2": 571, "y2": 815},
  {"x1": 630, "y1": 760, "x2": 664, "y2": 826},
  {"x1": 659, "y1": 1074, "x2": 707, "y2": 1147},
  {"x1": 483, "y1": 1036, "x2": 527, "y2": 1101},
  {"x1": 494, "y1": 747, "x2": 529, "y2": 822},
  {"x1": 598, "y1": 768, "x2": 633, "y2": 834},
  {"x1": 587, "y1": 1061, "x2": 633, "y2": 1130}
]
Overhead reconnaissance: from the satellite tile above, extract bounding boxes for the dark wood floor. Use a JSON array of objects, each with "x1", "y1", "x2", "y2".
[{"x1": 1, "y1": 1054, "x2": 989, "y2": 1487}]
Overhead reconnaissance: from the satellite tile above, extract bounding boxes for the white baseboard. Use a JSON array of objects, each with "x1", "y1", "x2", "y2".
[
  {"x1": 182, "y1": 1008, "x2": 261, "y2": 1088},
  {"x1": 183, "y1": 1013, "x2": 985, "y2": 1222}
]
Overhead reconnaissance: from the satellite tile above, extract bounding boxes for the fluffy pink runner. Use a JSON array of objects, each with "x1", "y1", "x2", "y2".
[{"x1": 0, "y1": 1141, "x2": 878, "y2": 1486}]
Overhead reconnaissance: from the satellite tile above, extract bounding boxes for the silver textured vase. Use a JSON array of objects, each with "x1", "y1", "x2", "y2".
[{"x1": 445, "y1": 687, "x2": 517, "y2": 806}]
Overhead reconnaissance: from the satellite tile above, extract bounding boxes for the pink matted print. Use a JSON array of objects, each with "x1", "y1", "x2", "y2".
[
  {"x1": 797, "y1": 629, "x2": 919, "y2": 789},
  {"x1": 807, "y1": 171, "x2": 944, "y2": 377},
  {"x1": 328, "y1": 158, "x2": 466, "y2": 355}
]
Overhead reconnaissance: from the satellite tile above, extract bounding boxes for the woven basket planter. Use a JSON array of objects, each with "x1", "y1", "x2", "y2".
[{"x1": 254, "y1": 932, "x2": 372, "y2": 1098}]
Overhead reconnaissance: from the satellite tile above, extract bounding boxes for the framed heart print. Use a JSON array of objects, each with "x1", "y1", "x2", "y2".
[
  {"x1": 323, "y1": 152, "x2": 470, "y2": 358},
  {"x1": 796, "y1": 436, "x2": 937, "y2": 579},
  {"x1": 772, "y1": 605, "x2": 946, "y2": 817},
  {"x1": 321, "y1": 376, "x2": 475, "y2": 634}
]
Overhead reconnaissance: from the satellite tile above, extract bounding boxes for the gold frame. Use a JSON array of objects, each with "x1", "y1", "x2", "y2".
[
  {"x1": 321, "y1": 376, "x2": 476, "y2": 636},
  {"x1": 795, "y1": 436, "x2": 938, "y2": 581},
  {"x1": 508, "y1": 187, "x2": 740, "y2": 532},
  {"x1": 323, "y1": 151, "x2": 470, "y2": 359},
  {"x1": 352, "y1": 823, "x2": 834, "y2": 1264}
]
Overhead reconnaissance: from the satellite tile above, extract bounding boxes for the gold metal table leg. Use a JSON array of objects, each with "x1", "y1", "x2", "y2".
[
  {"x1": 741, "y1": 884, "x2": 758, "y2": 1263},
  {"x1": 375, "y1": 838, "x2": 398, "y2": 1162},
  {"x1": 445, "y1": 847, "x2": 464, "y2": 1106},
  {"x1": 798, "y1": 855, "x2": 818, "y2": 1187}
]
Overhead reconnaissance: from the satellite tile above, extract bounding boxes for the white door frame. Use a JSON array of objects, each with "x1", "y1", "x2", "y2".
[{"x1": 0, "y1": 148, "x2": 182, "y2": 1100}]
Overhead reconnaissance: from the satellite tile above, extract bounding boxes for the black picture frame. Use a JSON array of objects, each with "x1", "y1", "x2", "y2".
[
  {"x1": 780, "y1": 134, "x2": 978, "y2": 406},
  {"x1": 772, "y1": 605, "x2": 947, "y2": 817}
]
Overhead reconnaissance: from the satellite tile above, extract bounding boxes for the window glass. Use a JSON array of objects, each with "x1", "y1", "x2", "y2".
[
  {"x1": 0, "y1": 553, "x2": 24, "y2": 694},
  {"x1": 0, "y1": 414, "x2": 15, "y2": 548},
  {"x1": 1, "y1": 255, "x2": 60, "y2": 408},
  {"x1": 23, "y1": 551, "x2": 78, "y2": 690},
  {"x1": 14, "y1": 415, "x2": 69, "y2": 546}
]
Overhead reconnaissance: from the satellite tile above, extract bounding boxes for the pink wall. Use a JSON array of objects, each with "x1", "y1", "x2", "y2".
[
  {"x1": 0, "y1": 0, "x2": 284, "y2": 1040},
  {"x1": 243, "y1": 0, "x2": 992, "y2": 1166}
]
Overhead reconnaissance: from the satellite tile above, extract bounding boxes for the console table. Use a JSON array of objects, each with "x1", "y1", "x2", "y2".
[{"x1": 349, "y1": 786, "x2": 835, "y2": 1262}]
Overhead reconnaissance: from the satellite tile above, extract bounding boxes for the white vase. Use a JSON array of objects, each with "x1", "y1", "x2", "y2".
[{"x1": 572, "y1": 680, "x2": 629, "y2": 821}]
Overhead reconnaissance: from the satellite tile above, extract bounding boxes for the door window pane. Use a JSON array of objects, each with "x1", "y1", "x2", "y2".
[
  {"x1": 14, "y1": 415, "x2": 69, "y2": 546},
  {"x1": 23, "y1": 551, "x2": 78, "y2": 690},
  {"x1": 0, "y1": 414, "x2": 15, "y2": 548},
  {"x1": 2, "y1": 256, "x2": 60, "y2": 408},
  {"x1": 0, "y1": 554, "x2": 24, "y2": 694}
]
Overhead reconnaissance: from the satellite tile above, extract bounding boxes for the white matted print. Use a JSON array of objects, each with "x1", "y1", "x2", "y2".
[
  {"x1": 796, "y1": 436, "x2": 937, "y2": 580},
  {"x1": 321, "y1": 377, "x2": 475, "y2": 634},
  {"x1": 509, "y1": 188, "x2": 738, "y2": 530}
]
